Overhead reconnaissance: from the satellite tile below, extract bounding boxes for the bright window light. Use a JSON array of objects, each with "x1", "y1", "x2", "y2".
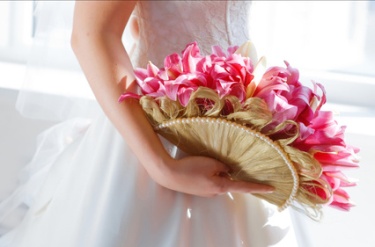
[
  {"x1": 0, "y1": 2, "x2": 10, "y2": 46},
  {"x1": 0, "y1": 1, "x2": 374, "y2": 108},
  {"x1": 250, "y1": 1, "x2": 374, "y2": 77}
]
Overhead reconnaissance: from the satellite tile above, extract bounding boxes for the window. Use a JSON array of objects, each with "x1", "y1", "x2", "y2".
[
  {"x1": 250, "y1": 1, "x2": 374, "y2": 76},
  {"x1": 0, "y1": 1, "x2": 34, "y2": 63},
  {"x1": 249, "y1": 1, "x2": 375, "y2": 107},
  {"x1": 1, "y1": 1, "x2": 374, "y2": 107}
]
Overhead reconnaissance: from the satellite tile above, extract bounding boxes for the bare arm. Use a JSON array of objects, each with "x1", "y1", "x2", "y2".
[
  {"x1": 71, "y1": 1, "x2": 171, "y2": 187},
  {"x1": 71, "y1": 1, "x2": 273, "y2": 196}
]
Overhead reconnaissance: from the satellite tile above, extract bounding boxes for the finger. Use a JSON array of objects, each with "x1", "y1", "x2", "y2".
[
  {"x1": 208, "y1": 159, "x2": 231, "y2": 175},
  {"x1": 214, "y1": 177, "x2": 274, "y2": 195}
]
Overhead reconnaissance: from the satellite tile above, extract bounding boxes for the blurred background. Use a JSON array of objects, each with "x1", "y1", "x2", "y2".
[{"x1": 0, "y1": 1, "x2": 374, "y2": 246}]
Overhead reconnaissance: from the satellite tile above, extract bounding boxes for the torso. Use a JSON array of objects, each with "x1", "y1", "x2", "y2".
[{"x1": 131, "y1": 1, "x2": 252, "y2": 67}]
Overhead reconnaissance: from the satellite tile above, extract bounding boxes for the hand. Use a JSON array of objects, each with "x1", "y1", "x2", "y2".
[{"x1": 150, "y1": 155, "x2": 274, "y2": 197}]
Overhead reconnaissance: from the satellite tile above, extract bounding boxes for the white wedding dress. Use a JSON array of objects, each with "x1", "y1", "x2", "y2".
[{"x1": 0, "y1": 1, "x2": 301, "y2": 246}]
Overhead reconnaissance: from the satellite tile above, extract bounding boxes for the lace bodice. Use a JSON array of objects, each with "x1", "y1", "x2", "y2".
[{"x1": 131, "y1": 1, "x2": 252, "y2": 67}]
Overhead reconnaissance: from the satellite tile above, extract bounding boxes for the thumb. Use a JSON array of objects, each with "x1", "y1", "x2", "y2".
[{"x1": 215, "y1": 176, "x2": 274, "y2": 195}]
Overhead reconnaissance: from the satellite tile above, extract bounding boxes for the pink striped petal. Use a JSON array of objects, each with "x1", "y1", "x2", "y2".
[{"x1": 118, "y1": 92, "x2": 141, "y2": 102}]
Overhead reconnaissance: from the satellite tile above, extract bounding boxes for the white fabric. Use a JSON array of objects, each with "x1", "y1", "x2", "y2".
[
  {"x1": 1, "y1": 1, "x2": 301, "y2": 246},
  {"x1": 131, "y1": 1, "x2": 251, "y2": 68},
  {"x1": 15, "y1": 1, "x2": 101, "y2": 121}
]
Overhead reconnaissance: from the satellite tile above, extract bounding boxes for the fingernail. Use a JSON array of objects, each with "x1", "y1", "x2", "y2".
[{"x1": 264, "y1": 187, "x2": 275, "y2": 194}]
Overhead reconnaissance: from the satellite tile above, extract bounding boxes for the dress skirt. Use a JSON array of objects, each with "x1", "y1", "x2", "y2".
[{"x1": 0, "y1": 111, "x2": 299, "y2": 247}]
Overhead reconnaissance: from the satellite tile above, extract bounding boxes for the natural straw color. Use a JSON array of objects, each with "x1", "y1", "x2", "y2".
[
  {"x1": 139, "y1": 87, "x2": 331, "y2": 218},
  {"x1": 156, "y1": 117, "x2": 299, "y2": 211}
]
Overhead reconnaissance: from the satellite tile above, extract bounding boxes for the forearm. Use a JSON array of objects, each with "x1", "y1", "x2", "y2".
[{"x1": 71, "y1": 3, "x2": 173, "y2": 178}]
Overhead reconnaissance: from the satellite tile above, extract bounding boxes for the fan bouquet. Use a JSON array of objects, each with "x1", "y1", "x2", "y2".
[{"x1": 119, "y1": 41, "x2": 359, "y2": 218}]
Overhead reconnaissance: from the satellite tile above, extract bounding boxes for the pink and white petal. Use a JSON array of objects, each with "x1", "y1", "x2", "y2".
[
  {"x1": 118, "y1": 92, "x2": 141, "y2": 102},
  {"x1": 147, "y1": 61, "x2": 160, "y2": 77},
  {"x1": 211, "y1": 45, "x2": 227, "y2": 57},
  {"x1": 178, "y1": 87, "x2": 197, "y2": 106}
]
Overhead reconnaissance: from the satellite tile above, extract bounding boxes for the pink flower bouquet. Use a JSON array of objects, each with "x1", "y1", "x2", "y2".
[{"x1": 120, "y1": 41, "x2": 359, "y2": 219}]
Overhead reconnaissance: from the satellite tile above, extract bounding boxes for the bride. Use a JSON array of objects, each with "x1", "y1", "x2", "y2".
[{"x1": 0, "y1": 1, "x2": 301, "y2": 246}]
